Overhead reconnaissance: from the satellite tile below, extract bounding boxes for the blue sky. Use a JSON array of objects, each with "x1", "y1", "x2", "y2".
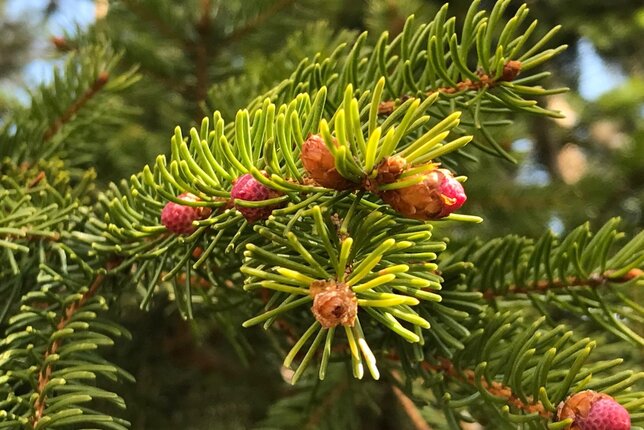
[
  {"x1": 3, "y1": 0, "x2": 94, "y2": 96},
  {"x1": 5, "y1": 0, "x2": 94, "y2": 31}
]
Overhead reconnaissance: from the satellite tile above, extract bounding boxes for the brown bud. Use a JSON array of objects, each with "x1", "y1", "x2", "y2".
[
  {"x1": 378, "y1": 100, "x2": 396, "y2": 116},
  {"x1": 380, "y1": 168, "x2": 466, "y2": 220},
  {"x1": 501, "y1": 60, "x2": 522, "y2": 81},
  {"x1": 310, "y1": 280, "x2": 357, "y2": 328},
  {"x1": 624, "y1": 268, "x2": 642, "y2": 281},
  {"x1": 374, "y1": 155, "x2": 408, "y2": 185},
  {"x1": 192, "y1": 246, "x2": 204, "y2": 259},
  {"x1": 96, "y1": 71, "x2": 110, "y2": 86},
  {"x1": 51, "y1": 36, "x2": 71, "y2": 51},
  {"x1": 301, "y1": 134, "x2": 356, "y2": 190}
]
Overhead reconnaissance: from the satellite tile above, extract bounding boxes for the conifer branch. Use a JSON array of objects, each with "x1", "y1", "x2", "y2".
[
  {"x1": 42, "y1": 71, "x2": 110, "y2": 142},
  {"x1": 30, "y1": 261, "x2": 117, "y2": 426},
  {"x1": 442, "y1": 219, "x2": 644, "y2": 343},
  {"x1": 2, "y1": 2, "x2": 642, "y2": 428},
  {"x1": 421, "y1": 357, "x2": 551, "y2": 419},
  {"x1": 379, "y1": 61, "x2": 523, "y2": 115},
  {"x1": 412, "y1": 311, "x2": 644, "y2": 426},
  {"x1": 222, "y1": 0, "x2": 297, "y2": 44},
  {"x1": 120, "y1": 0, "x2": 185, "y2": 43},
  {"x1": 481, "y1": 268, "x2": 642, "y2": 300},
  {"x1": 0, "y1": 42, "x2": 137, "y2": 167}
]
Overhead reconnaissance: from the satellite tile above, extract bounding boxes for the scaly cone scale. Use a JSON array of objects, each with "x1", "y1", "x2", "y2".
[
  {"x1": 310, "y1": 280, "x2": 358, "y2": 328},
  {"x1": 300, "y1": 134, "x2": 468, "y2": 220},
  {"x1": 380, "y1": 168, "x2": 466, "y2": 220},
  {"x1": 161, "y1": 193, "x2": 212, "y2": 235},
  {"x1": 231, "y1": 173, "x2": 284, "y2": 222},
  {"x1": 373, "y1": 155, "x2": 408, "y2": 185},
  {"x1": 301, "y1": 134, "x2": 357, "y2": 190}
]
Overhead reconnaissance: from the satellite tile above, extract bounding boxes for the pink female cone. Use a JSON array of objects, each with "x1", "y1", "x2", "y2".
[
  {"x1": 231, "y1": 173, "x2": 284, "y2": 222},
  {"x1": 161, "y1": 193, "x2": 211, "y2": 235}
]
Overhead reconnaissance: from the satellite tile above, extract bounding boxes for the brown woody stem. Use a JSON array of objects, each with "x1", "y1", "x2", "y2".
[
  {"x1": 421, "y1": 357, "x2": 551, "y2": 419},
  {"x1": 378, "y1": 60, "x2": 522, "y2": 115},
  {"x1": 482, "y1": 269, "x2": 641, "y2": 300},
  {"x1": 42, "y1": 71, "x2": 109, "y2": 142}
]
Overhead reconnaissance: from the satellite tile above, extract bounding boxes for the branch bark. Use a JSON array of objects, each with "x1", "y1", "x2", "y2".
[
  {"x1": 378, "y1": 60, "x2": 522, "y2": 115},
  {"x1": 421, "y1": 357, "x2": 551, "y2": 419},
  {"x1": 482, "y1": 269, "x2": 641, "y2": 300}
]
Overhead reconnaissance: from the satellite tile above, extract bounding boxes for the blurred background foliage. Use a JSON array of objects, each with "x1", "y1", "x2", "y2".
[{"x1": 1, "y1": 0, "x2": 642, "y2": 428}]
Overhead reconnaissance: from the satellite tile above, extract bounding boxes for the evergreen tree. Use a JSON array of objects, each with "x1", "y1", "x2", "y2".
[{"x1": 1, "y1": 1, "x2": 642, "y2": 429}]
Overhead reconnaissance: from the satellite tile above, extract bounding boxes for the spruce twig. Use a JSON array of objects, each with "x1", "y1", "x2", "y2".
[
  {"x1": 482, "y1": 269, "x2": 642, "y2": 300},
  {"x1": 222, "y1": 0, "x2": 298, "y2": 44},
  {"x1": 378, "y1": 60, "x2": 522, "y2": 115},
  {"x1": 42, "y1": 71, "x2": 110, "y2": 142},
  {"x1": 30, "y1": 260, "x2": 118, "y2": 427},
  {"x1": 421, "y1": 357, "x2": 551, "y2": 419}
]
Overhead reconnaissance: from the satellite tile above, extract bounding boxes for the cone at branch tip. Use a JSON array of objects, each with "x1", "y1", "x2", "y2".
[
  {"x1": 231, "y1": 172, "x2": 285, "y2": 222},
  {"x1": 301, "y1": 134, "x2": 358, "y2": 190},
  {"x1": 310, "y1": 280, "x2": 358, "y2": 328},
  {"x1": 556, "y1": 390, "x2": 630, "y2": 430},
  {"x1": 380, "y1": 168, "x2": 466, "y2": 220},
  {"x1": 161, "y1": 193, "x2": 212, "y2": 235}
]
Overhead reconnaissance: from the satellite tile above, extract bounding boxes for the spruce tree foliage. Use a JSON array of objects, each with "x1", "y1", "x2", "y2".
[{"x1": 0, "y1": 1, "x2": 642, "y2": 429}]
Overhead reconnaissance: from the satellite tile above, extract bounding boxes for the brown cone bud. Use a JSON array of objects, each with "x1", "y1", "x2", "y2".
[
  {"x1": 301, "y1": 134, "x2": 356, "y2": 190},
  {"x1": 380, "y1": 168, "x2": 466, "y2": 220},
  {"x1": 51, "y1": 36, "x2": 72, "y2": 51},
  {"x1": 310, "y1": 280, "x2": 357, "y2": 328},
  {"x1": 501, "y1": 60, "x2": 522, "y2": 81},
  {"x1": 378, "y1": 100, "x2": 396, "y2": 116},
  {"x1": 375, "y1": 155, "x2": 408, "y2": 185}
]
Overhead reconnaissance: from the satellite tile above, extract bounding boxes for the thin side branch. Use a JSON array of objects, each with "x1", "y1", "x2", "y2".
[
  {"x1": 42, "y1": 71, "x2": 109, "y2": 141},
  {"x1": 30, "y1": 263, "x2": 115, "y2": 426},
  {"x1": 222, "y1": 0, "x2": 297, "y2": 44},
  {"x1": 378, "y1": 60, "x2": 522, "y2": 115},
  {"x1": 482, "y1": 269, "x2": 642, "y2": 300},
  {"x1": 421, "y1": 357, "x2": 551, "y2": 419}
]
